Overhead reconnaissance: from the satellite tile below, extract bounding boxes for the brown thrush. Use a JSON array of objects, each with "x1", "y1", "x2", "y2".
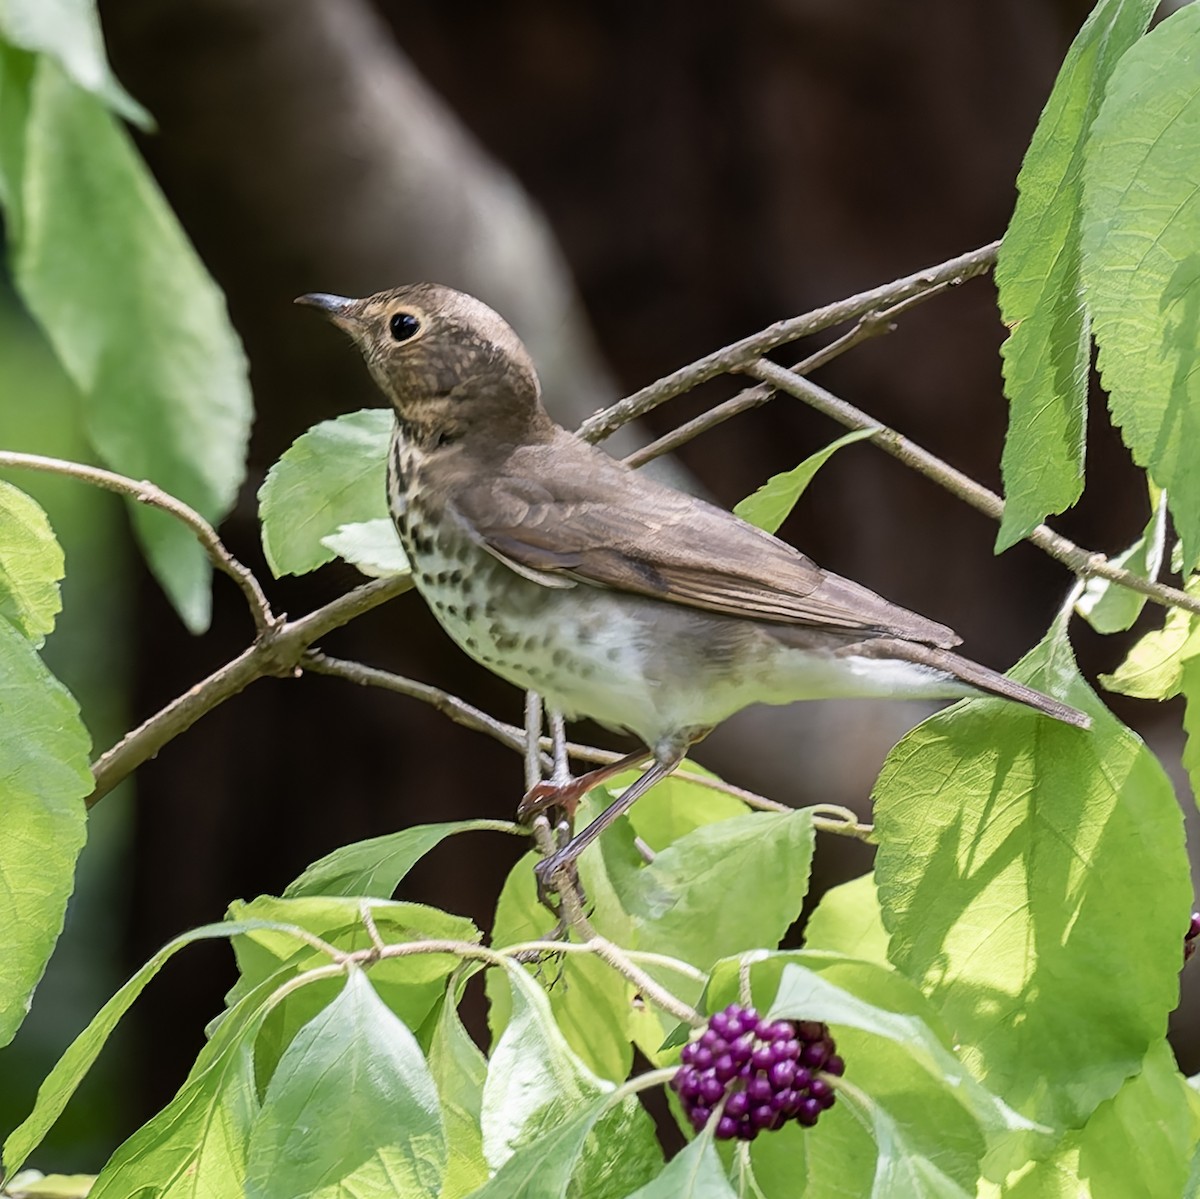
[{"x1": 297, "y1": 284, "x2": 1089, "y2": 892}]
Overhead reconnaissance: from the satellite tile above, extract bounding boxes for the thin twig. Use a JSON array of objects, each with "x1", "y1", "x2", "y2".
[
  {"x1": 578, "y1": 242, "x2": 999, "y2": 444},
  {"x1": 87, "y1": 574, "x2": 413, "y2": 805},
  {"x1": 303, "y1": 650, "x2": 542, "y2": 762},
  {"x1": 558, "y1": 885, "x2": 703, "y2": 1027},
  {"x1": 744, "y1": 361, "x2": 1200, "y2": 619},
  {"x1": 0, "y1": 450, "x2": 277, "y2": 634},
  {"x1": 296, "y1": 655, "x2": 865, "y2": 827},
  {"x1": 622, "y1": 288, "x2": 947, "y2": 470}
]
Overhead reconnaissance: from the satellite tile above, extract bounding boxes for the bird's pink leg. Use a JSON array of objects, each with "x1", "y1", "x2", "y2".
[{"x1": 518, "y1": 748, "x2": 652, "y2": 822}]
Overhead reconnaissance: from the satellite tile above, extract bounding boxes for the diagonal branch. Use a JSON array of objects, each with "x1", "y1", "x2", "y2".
[
  {"x1": 742, "y1": 360, "x2": 1200, "y2": 619},
  {"x1": 578, "y1": 241, "x2": 1000, "y2": 444},
  {"x1": 87, "y1": 574, "x2": 413, "y2": 804}
]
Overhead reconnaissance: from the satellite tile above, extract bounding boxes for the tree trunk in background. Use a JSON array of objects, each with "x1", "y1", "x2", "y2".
[{"x1": 98, "y1": 0, "x2": 1189, "y2": 1127}]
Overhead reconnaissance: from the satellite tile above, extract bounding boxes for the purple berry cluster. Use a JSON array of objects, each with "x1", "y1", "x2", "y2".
[
  {"x1": 670, "y1": 1003, "x2": 843, "y2": 1141},
  {"x1": 1186, "y1": 913, "x2": 1200, "y2": 963}
]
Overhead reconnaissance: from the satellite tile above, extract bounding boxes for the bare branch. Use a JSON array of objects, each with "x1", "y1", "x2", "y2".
[
  {"x1": 303, "y1": 650, "x2": 536, "y2": 759},
  {"x1": 88, "y1": 574, "x2": 413, "y2": 804},
  {"x1": 578, "y1": 241, "x2": 999, "y2": 444},
  {"x1": 744, "y1": 360, "x2": 1200, "y2": 619},
  {"x1": 622, "y1": 282, "x2": 952, "y2": 470},
  {"x1": 0, "y1": 450, "x2": 277, "y2": 634}
]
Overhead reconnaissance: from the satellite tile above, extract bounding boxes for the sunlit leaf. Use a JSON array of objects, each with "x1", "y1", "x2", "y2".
[
  {"x1": 0, "y1": 479, "x2": 63, "y2": 642},
  {"x1": 1081, "y1": 2, "x2": 1200, "y2": 571},
  {"x1": 994, "y1": 0, "x2": 1157, "y2": 551}
]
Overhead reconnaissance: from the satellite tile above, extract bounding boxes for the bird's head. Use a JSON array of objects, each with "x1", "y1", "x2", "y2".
[{"x1": 296, "y1": 283, "x2": 546, "y2": 446}]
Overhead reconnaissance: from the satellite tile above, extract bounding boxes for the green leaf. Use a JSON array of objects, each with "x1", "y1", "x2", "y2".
[
  {"x1": 802, "y1": 872, "x2": 890, "y2": 965},
  {"x1": 86, "y1": 973, "x2": 284, "y2": 1199},
  {"x1": 1100, "y1": 577, "x2": 1200, "y2": 698},
  {"x1": 285, "y1": 819, "x2": 519, "y2": 900},
  {"x1": 621, "y1": 765, "x2": 748, "y2": 852},
  {"x1": 482, "y1": 957, "x2": 620, "y2": 1165},
  {"x1": 624, "y1": 1133, "x2": 738, "y2": 1199},
  {"x1": 245, "y1": 968, "x2": 446, "y2": 1199},
  {"x1": 1081, "y1": 2, "x2": 1200, "y2": 572},
  {"x1": 994, "y1": 0, "x2": 1157, "y2": 552},
  {"x1": 3, "y1": 919, "x2": 302, "y2": 1177},
  {"x1": 616, "y1": 807, "x2": 815, "y2": 974},
  {"x1": 426, "y1": 988, "x2": 489, "y2": 1199},
  {"x1": 0, "y1": 0, "x2": 150, "y2": 125},
  {"x1": 733, "y1": 428, "x2": 874, "y2": 534},
  {"x1": 767, "y1": 963, "x2": 1033, "y2": 1140},
  {"x1": 1003, "y1": 1039, "x2": 1200, "y2": 1198},
  {"x1": 487, "y1": 847, "x2": 634, "y2": 1084},
  {"x1": 1075, "y1": 489, "x2": 1168, "y2": 633},
  {"x1": 1181, "y1": 657, "x2": 1200, "y2": 810},
  {"x1": 1, "y1": 1173, "x2": 95, "y2": 1198},
  {"x1": 874, "y1": 619, "x2": 1191, "y2": 1129},
  {"x1": 0, "y1": 479, "x2": 63, "y2": 642},
  {"x1": 3, "y1": 60, "x2": 253, "y2": 631},
  {"x1": 223, "y1": 895, "x2": 477, "y2": 1086},
  {"x1": 480, "y1": 962, "x2": 660, "y2": 1196},
  {"x1": 748, "y1": 1112, "x2": 875, "y2": 1199},
  {"x1": 259, "y1": 409, "x2": 394, "y2": 577},
  {"x1": 320, "y1": 517, "x2": 410, "y2": 578},
  {"x1": 0, "y1": 616, "x2": 90, "y2": 1051},
  {"x1": 707, "y1": 953, "x2": 990, "y2": 1195},
  {"x1": 837, "y1": 1085, "x2": 973, "y2": 1199}
]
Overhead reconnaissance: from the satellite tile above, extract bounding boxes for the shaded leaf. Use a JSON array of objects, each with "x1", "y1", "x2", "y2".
[
  {"x1": 480, "y1": 962, "x2": 661, "y2": 1196},
  {"x1": 617, "y1": 808, "x2": 815, "y2": 974},
  {"x1": 487, "y1": 846, "x2": 633, "y2": 1084},
  {"x1": 1003, "y1": 1040, "x2": 1200, "y2": 1198},
  {"x1": 768, "y1": 963, "x2": 1034, "y2": 1139},
  {"x1": 259, "y1": 408, "x2": 393, "y2": 577},
  {"x1": 733, "y1": 429, "x2": 874, "y2": 534},
  {"x1": 994, "y1": 0, "x2": 1157, "y2": 552},
  {"x1": 3, "y1": 60, "x2": 252, "y2": 631},
  {"x1": 0, "y1": 0, "x2": 148, "y2": 124},
  {"x1": 285, "y1": 819, "x2": 519, "y2": 900},
  {"x1": 245, "y1": 969, "x2": 446, "y2": 1199},
  {"x1": 837, "y1": 1085, "x2": 972, "y2": 1199},
  {"x1": 624, "y1": 1133, "x2": 738, "y2": 1199},
  {"x1": 426, "y1": 989, "x2": 489, "y2": 1199},
  {"x1": 3, "y1": 920, "x2": 303, "y2": 1177}
]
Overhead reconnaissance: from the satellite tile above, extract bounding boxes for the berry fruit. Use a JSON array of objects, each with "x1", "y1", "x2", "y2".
[
  {"x1": 670, "y1": 1003, "x2": 842, "y2": 1141},
  {"x1": 1185, "y1": 913, "x2": 1200, "y2": 963}
]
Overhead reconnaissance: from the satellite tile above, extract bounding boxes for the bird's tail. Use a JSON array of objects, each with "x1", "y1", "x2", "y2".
[{"x1": 862, "y1": 638, "x2": 1092, "y2": 729}]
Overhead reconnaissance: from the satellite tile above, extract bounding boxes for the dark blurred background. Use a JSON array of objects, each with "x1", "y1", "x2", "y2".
[{"x1": 4, "y1": 0, "x2": 1194, "y2": 1170}]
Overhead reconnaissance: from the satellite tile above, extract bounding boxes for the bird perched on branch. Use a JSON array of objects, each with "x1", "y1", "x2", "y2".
[{"x1": 297, "y1": 284, "x2": 1089, "y2": 894}]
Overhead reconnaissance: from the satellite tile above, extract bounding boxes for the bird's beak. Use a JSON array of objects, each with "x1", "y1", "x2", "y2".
[{"x1": 294, "y1": 292, "x2": 361, "y2": 333}]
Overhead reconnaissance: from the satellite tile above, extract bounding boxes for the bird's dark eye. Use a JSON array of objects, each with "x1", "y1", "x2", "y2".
[{"x1": 389, "y1": 312, "x2": 421, "y2": 342}]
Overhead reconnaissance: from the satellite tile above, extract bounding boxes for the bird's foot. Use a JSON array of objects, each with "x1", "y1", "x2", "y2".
[{"x1": 534, "y1": 845, "x2": 583, "y2": 914}]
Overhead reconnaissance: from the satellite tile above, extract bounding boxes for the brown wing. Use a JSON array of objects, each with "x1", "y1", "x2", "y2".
[{"x1": 447, "y1": 430, "x2": 960, "y2": 648}]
